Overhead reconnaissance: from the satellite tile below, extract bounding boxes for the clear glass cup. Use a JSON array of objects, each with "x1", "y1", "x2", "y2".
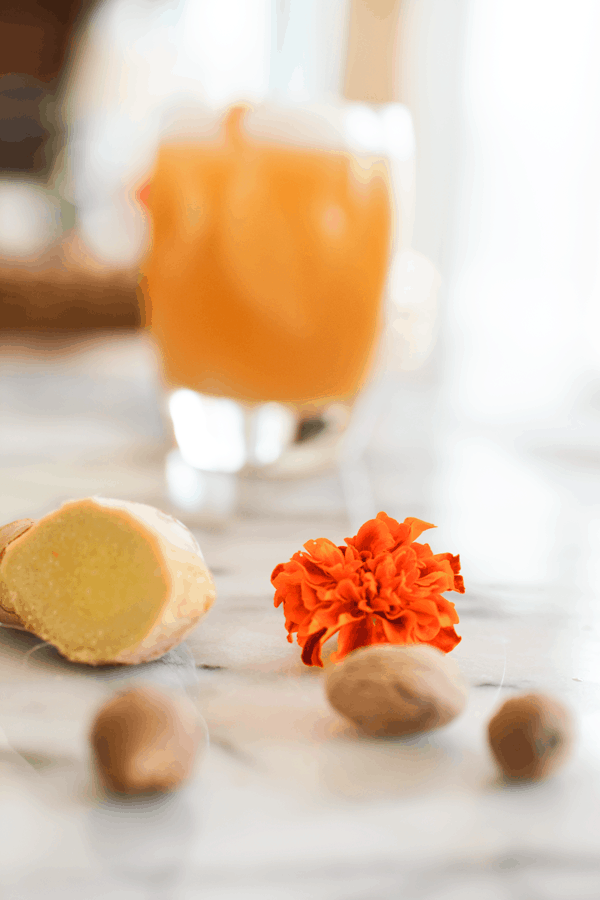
[{"x1": 139, "y1": 100, "x2": 425, "y2": 527}]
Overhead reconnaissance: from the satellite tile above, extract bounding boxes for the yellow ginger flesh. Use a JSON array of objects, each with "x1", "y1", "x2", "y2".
[{"x1": 0, "y1": 498, "x2": 215, "y2": 665}]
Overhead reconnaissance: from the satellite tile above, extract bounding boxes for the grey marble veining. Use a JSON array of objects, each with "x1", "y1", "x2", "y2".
[{"x1": 1, "y1": 332, "x2": 600, "y2": 899}]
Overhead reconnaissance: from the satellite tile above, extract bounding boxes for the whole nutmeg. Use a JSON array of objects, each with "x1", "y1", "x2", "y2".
[
  {"x1": 488, "y1": 693, "x2": 574, "y2": 781},
  {"x1": 90, "y1": 685, "x2": 203, "y2": 795},
  {"x1": 325, "y1": 644, "x2": 468, "y2": 737}
]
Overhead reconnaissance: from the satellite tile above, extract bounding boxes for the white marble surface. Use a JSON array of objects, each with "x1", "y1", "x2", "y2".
[{"x1": 2, "y1": 331, "x2": 600, "y2": 899}]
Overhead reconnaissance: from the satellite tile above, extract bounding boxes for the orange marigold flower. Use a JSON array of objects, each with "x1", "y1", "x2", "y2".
[{"x1": 271, "y1": 512, "x2": 464, "y2": 667}]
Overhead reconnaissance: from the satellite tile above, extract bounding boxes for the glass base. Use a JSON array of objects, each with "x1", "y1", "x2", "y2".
[
  {"x1": 164, "y1": 379, "x2": 395, "y2": 530},
  {"x1": 166, "y1": 448, "x2": 379, "y2": 530}
]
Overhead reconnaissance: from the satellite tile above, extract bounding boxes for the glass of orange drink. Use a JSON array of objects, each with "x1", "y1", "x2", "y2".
[{"x1": 139, "y1": 103, "x2": 405, "y2": 522}]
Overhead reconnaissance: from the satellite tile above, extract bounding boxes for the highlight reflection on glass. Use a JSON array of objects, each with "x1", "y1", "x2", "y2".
[{"x1": 168, "y1": 390, "x2": 296, "y2": 473}]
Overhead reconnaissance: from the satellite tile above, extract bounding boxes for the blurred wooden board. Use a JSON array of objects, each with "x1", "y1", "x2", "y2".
[{"x1": 0, "y1": 234, "x2": 140, "y2": 329}]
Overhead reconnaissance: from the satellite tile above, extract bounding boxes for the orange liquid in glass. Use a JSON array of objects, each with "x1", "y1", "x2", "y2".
[{"x1": 141, "y1": 108, "x2": 392, "y2": 406}]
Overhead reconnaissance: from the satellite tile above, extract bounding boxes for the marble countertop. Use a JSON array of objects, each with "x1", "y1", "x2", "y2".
[{"x1": 1, "y1": 330, "x2": 600, "y2": 899}]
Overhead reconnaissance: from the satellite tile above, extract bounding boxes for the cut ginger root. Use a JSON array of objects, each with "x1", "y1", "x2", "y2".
[{"x1": 0, "y1": 498, "x2": 215, "y2": 666}]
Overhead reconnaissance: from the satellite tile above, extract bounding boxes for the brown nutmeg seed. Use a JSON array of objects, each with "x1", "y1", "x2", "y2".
[
  {"x1": 325, "y1": 644, "x2": 468, "y2": 737},
  {"x1": 488, "y1": 693, "x2": 574, "y2": 781},
  {"x1": 90, "y1": 685, "x2": 203, "y2": 795}
]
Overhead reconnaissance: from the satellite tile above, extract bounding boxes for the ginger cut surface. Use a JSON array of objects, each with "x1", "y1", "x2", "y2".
[{"x1": 0, "y1": 498, "x2": 215, "y2": 665}]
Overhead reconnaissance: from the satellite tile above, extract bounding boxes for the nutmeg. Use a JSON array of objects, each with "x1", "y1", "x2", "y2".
[
  {"x1": 488, "y1": 693, "x2": 574, "y2": 780},
  {"x1": 325, "y1": 644, "x2": 468, "y2": 737},
  {"x1": 90, "y1": 685, "x2": 203, "y2": 795}
]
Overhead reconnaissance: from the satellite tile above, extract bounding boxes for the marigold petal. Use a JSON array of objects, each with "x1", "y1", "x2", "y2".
[
  {"x1": 358, "y1": 592, "x2": 388, "y2": 614},
  {"x1": 298, "y1": 608, "x2": 362, "y2": 666},
  {"x1": 276, "y1": 583, "x2": 308, "y2": 633},
  {"x1": 417, "y1": 569, "x2": 455, "y2": 593},
  {"x1": 298, "y1": 561, "x2": 331, "y2": 585},
  {"x1": 403, "y1": 516, "x2": 436, "y2": 543},
  {"x1": 271, "y1": 563, "x2": 286, "y2": 585},
  {"x1": 333, "y1": 616, "x2": 377, "y2": 661},
  {"x1": 303, "y1": 538, "x2": 345, "y2": 567},
  {"x1": 388, "y1": 611, "x2": 439, "y2": 644},
  {"x1": 431, "y1": 552, "x2": 464, "y2": 593},
  {"x1": 348, "y1": 518, "x2": 394, "y2": 556},
  {"x1": 336, "y1": 578, "x2": 366, "y2": 606},
  {"x1": 379, "y1": 615, "x2": 414, "y2": 645},
  {"x1": 432, "y1": 551, "x2": 462, "y2": 573},
  {"x1": 373, "y1": 553, "x2": 397, "y2": 585},
  {"x1": 300, "y1": 579, "x2": 321, "y2": 610},
  {"x1": 426, "y1": 626, "x2": 461, "y2": 653},
  {"x1": 414, "y1": 539, "x2": 434, "y2": 553},
  {"x1": 453, "y1": 575, "x2": 465, "y2": 594},
  {"x1": 405, "y1": 597, "x2": 440, "y2": 619},
  {"x1": 376, "y1": 512, "x2": 436, "y2": 547},
  {"x1": 431, "y1": 595, "x2": 460, "y2": 624},
  {"x1": 301, "y1": 627, "x2": 328, "y2": 666},
  {"x1": 332, "y1": 615, "x2": 388, "y2": 662}
]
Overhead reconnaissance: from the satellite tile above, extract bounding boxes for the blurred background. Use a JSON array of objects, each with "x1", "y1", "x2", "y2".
[{"x1": 3, "y1": 0, "x2": 600, "y2": 597}]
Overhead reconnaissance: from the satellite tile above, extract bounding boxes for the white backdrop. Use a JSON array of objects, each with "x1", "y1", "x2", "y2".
[
  {"x1": 450, "y1": 0, "x2": 600, "y2": 421},
  {"x1": 425, "y1": 1, "x2": 600, "y2": 586}
]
